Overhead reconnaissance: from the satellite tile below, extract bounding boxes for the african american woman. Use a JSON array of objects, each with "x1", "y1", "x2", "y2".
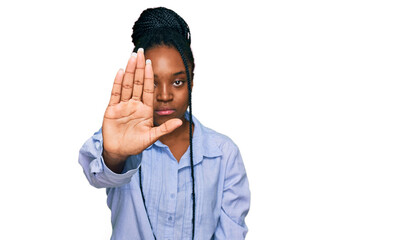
[{"x1": 79, "y1": 7, "x2": 250, "y2": 240}]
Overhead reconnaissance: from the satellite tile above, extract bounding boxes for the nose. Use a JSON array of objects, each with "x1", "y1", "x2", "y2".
[{"x1": 156, "y1": 83, "x2": 173, "y2": 102}]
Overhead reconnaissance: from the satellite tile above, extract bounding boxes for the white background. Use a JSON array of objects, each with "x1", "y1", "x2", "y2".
[{"x1": 0, "y1": 0, "x2": 414, "y2": 239}]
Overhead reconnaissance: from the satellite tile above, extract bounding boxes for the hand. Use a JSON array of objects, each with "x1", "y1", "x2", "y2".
[{"x1": 102, "y1": 49, "x2": 183, "y2": 172}]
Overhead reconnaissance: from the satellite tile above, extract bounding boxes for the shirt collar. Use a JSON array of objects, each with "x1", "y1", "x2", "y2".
[{"x1": 190, "y1": 112, "x2": 223, "y2": 160}]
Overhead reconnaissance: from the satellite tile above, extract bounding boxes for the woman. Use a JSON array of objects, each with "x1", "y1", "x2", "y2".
[{"x1": 79, "y1": 7, "x2": 250, "y2": 240}]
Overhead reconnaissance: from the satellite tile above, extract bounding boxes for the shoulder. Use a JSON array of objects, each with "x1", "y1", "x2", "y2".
[
  {"x1": 204, "y1": 126, "x2": 237, "y2": 147},
  {"x1": 198, "y1": 123, "x2": 240, "y2": 158},
  {"x1": 200, "y1": 124, "x2": 248, "y2": 190}
]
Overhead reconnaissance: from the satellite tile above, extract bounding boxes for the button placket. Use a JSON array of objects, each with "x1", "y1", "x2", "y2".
[{"x1": 165, "y1": 157, "x2": 178, "y2": 229}]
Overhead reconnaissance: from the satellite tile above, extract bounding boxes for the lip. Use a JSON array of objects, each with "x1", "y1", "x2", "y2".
[{"x1": 155, "y1": 109, "x2": 175, "y2": 116}]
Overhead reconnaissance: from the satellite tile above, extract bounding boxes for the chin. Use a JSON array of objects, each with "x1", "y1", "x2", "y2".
[
  {"x1": 153, "y1": 112, "x2": 186, "y2": 126},
  {"x1": 153, "y1": 116, "x2": 172, "y2": 126}
]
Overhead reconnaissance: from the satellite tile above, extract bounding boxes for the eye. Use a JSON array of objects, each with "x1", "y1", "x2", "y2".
[{"x1": 173, "y1": 80, "x2": 185, "y2": 87}]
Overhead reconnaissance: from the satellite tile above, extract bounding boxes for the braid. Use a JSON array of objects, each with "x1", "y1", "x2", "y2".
[
  {"x1": 131, "y1": 7, "x2": 196, "y2": 239},
  {"x1": 132, "y1": 7, "x2": 191, "y2": 48},
  {"x1": 171, "y1": 40, "x2": 195, "y2": 238}
]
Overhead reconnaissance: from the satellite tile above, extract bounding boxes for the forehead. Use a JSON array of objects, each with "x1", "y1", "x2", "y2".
[{"x1": 145, "y1": 46, "x2": 185, "y2": 76}]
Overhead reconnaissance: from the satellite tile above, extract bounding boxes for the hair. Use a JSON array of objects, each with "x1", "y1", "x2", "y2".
[{"x1": 132, "y1": 7, "x2": 196, "y2": 239}]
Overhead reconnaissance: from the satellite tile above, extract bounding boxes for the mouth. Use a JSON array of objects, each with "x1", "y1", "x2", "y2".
[{"x1": 155, "y1": 109, "x2": 175, "y2": 116}]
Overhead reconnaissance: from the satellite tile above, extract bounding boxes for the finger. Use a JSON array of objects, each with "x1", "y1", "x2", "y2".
[
  {"x1": 108, "y1": 69, "x2": 124, "y2": 106},
  {"x1": 120, "y1": 54, "x2": 137, "y2": 102},
  {"x1": 143, "y1": 59, "x2": 154, "y2": 108},
  {"x1": 132, "y1": 48, "x2": 145, "y2": 101},
  {"x1": 151, "y1": 119, "x2": 183, "y2": 142}
]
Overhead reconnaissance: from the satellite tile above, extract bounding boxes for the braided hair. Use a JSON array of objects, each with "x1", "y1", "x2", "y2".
[{"x1": 132, "y1": 7, "x2": 196, "y2": 239}]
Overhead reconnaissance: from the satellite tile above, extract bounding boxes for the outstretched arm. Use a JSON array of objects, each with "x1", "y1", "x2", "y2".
[{"x1": 79, "y1": 49, "x2": 183, "y2": 188}]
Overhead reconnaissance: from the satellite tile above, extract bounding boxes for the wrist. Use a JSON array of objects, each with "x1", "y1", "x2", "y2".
[
  {"x1": 102, "y1": 149, "x2": 128, "y2": 174},
  {"x1": 102, "y1": 149, "x2": 128, "y2": 162}
]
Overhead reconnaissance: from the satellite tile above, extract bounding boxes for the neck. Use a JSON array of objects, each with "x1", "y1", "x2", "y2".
[{"x1": 159, "y1": 117, "x2": 192, "y2": 144}]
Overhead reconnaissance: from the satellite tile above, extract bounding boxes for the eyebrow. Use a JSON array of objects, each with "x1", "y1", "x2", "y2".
[
  {"x1": 154, "y1": 71, "x2": 186, "y2": 79},
  {"x1": 173, "y1": 71, "x2": 186, "y2": 76}
]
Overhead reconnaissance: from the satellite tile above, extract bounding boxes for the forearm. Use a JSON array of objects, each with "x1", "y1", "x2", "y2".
[{"x1": 78, "y1": 129, "x2": 141, "y2": 188}]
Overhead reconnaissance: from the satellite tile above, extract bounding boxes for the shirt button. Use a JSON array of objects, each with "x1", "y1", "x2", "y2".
[
  {"x1": 170, "y1": 193, "x2": 175, "y2": 199},
  {"x1": 168, "y1": 216, "x2": 173, "y2": 221},
  {"x1": 95, "y1": 141, "x2": 100, "y2": 149}
]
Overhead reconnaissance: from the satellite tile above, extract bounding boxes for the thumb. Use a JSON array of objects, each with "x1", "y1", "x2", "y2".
[{"x1": 152, "y1": 118, "x2": 183, "y2": 140}]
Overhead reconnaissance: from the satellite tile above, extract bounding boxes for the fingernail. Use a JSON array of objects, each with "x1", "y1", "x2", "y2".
[
  {"x1": 146, "y1": 59, "x2": 151, "y2": 65},
  {"x1": 131, "y1": 52, "x2": 137, "y2": 57},
  {"x1": 138, "y1": 48, "x2": 144, "y2": 53}
]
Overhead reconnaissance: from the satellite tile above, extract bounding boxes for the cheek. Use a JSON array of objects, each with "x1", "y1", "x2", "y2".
[{"x1": 178, "y1": 92, "x2": 189, "y2": 108}]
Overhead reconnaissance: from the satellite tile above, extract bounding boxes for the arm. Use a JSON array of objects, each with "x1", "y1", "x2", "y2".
[
  {"x1": 214, "y1": 145, "x2": 251, "y2": 239},
  {"x1": 79, "y1": 49, "x2": 182, "y2": 188},
  {"x1": 78, "y1": 129, "x2": 142, "y2": 188}
]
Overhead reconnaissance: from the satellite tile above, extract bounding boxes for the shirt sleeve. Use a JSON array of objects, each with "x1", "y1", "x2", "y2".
[
  {"x1": 78, "y1": 129, "x2": 142, "y2": 188},
  {"x1": 214, "y1": 143, "x2": 251, "y2": 239}
]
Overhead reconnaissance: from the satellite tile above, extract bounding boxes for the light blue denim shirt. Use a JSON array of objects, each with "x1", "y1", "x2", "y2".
[{"x1": 79, "y1": 113, "x2": 250, "y2": 240}]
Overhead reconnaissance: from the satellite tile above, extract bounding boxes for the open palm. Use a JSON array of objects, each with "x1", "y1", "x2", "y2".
[{"x1": 102, "y1": 49, "x2": 182, "y2": 166}]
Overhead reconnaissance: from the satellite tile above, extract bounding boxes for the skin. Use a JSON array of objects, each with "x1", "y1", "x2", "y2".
[
  {"x1": 148, "y1": 46, "x2": 194, "y2": 160},
  {"x1": 102, "y1": 46, "x2": 193, "y2": 173}
]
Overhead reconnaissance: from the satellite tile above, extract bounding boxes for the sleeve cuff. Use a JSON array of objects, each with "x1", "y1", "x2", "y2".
[{"x1": 89, "y1": 154, "x2": 141, "y2": 182}]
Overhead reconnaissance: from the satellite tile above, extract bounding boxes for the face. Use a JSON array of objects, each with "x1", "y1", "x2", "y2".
[{"x1": 145, "y1": 45, "x2": 193, "y2": 126}]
